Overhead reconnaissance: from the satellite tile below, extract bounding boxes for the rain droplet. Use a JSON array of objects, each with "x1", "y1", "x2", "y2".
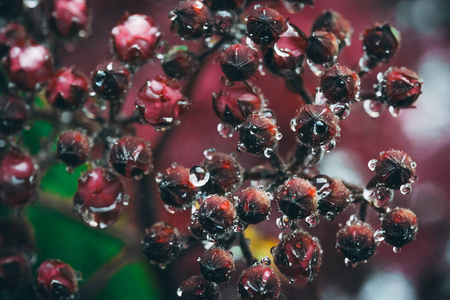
[
  {"x1": 368, "y1": 159, "x2": 378, "y2": 171},
  {"x1": 330, "y1": 103, "x2": 351, "y2": 120},
  {"x1": 203, "y1": 148, "x2": 216, "y2": 160},
  {"x1": 306, "y1": 213, "x2": 320, "y2": 227},
  {"x1": 400, "y1": 183, "x2": 412, "y2": 195},
  {"x1": 290, "y1": 118, "x2": 297, "y2": 131},
  {"x1": 217, "y1": 123, "x2": 234, "y2": 138},
  {"x1": 164, "y1": 205, "x2": 177, "y2": 214},
  {"x1": 155, "y1": 173, "x2": 163, "y2": 183},
  {"x1": 237, "y1": 143, "x2": 247, "y2": 153},
  {"x1": 393, "y1": 247, "x2": 401, "y2": 253},
  {"x1": 363, "y1": 99, "x2": 384, "y2": 118},
  {"x1": 263, "y1": 148, "x2": 274, "y2": 158},
  {"x1": 373, "y1": 230, "x2": 385, "y2": 243},
  {"x1": 388, "y1": 106, "x2": 400, "y2": 117},
  {"x1": 65, "y1": 166, "x2": 74, "y2": 174},
  {"x1": 363, "y1": 185, "x2": 393, "y2": 208},
  {"x1": 275, "y1": 132, "x2": 283, "y2": 140},
  {"x1": 260, "y1": 257, "x2": 271, "y2": 266},
  {"x1": 325, "y1": 212, "x2": 335, "y2": 220},
  {"x1": 276, "y1": 215, "x2": 292, "y2": 230},
  {"x1": 189, "y1": 165, "x2": 210, "y2": 187}
]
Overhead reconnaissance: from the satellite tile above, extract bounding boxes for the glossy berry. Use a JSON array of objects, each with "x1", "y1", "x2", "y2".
[
  {"x1": 382, "y1": 207, "x2": 418, "y2": 248},
  {"x1": 199, "y1": 247, "x2": 235, "y2": 282},
  {"x1": 197, "y1": 195, "x2": 236, "y2": 235},
  {"x1": 306, "y1": 31, "x2": 339, "y2": 65},
  {"x1": 92, "y1": 61, "x2": 130, "y2": 101},
  {"x1": 177, "y1": 275, "x2": 220, "y2": 300},
  {"x1": 109, "y1": 136, "x2": 153, "y2": 178},
  {"x1": 212, "y1": 10, "x2": 236, "y2": 34},
  {"x1": 136, "y1": 75, "x2": 190, "y2": 130},
  {"x1": 237, "y1": 114, "x2": 278, "y2": 156},
  {"x1": 380, "y1": 67, "x2": 423, "y2": 109},
  {"x1": 201, "y1": 151, "x2": 243, "y2": 194},
  {"x1": 111, "y1": 14, "x2": 161, "y2": 64},
  {"x1": 220, "y1": 44, "x2": 259, "y2": 82},
  {"x1": 275, "y1": 177, "x2": 318, "y2": 220},
  {"x1": 363, "y1": 23, "x2": 400, "y2": 61},
  {"x1": 373, "y1": 149, "x2": 417, "y2": 190},
  {"x1": 283, "y1": 0, "x2": 315, "y2": 13},
  {"x1": 189, "y1": 216, "x2": 208, "y2": 240},
  {"x1": 236, "y1": 187, "x2": 271, "y2": 224},
  {"x1": 320, "y1": 65, "x2": 360, "y2": 104},
  {"x1": 0, "y1": 94, "x2": 27, "y2": 135},
  {"x1": 142, "y1": 222, "x2": 184, "y2": 266},
  {"x1": 0, "y1": 147, "x2": 37, "y2": 209},
  {"x1": 46, "y1": 67, "x2": 90, "y2": 110},
  {"x1": 0, "y1": 23, "x2": 27, "y2": 58},
  {"x1": 263, "y1": 22, "x2": 308, "y2": 79},
  {"x1": 203, "y1": 0, "x2": 246, "y2": 12},
  {"x1": 49, "y1": 0, "x2": 90, "y2": 37},
  {"x1": 237, "y1": 264, "x2": 281, "y2": 300},
  {"x1": 170, "y1": 0, "x2": 212, "y2": 40},
  {"x1": 246, "y1": 7, "x2": 288, "y2": 45},
  {"x1": 291, "y1": 104, "x2": 340, "y2": 149},
  {"x1": 36, "y1": 260, "x2": 78, "y2": 300},
  {"x1": 311, "y1": 10, "x2": 352, "y2": 49},
  {"x1": 336, "y1": 221, "x2": 376, "y2": 262},
  {"x1": 57, "y1": 130, "x2": 90, "y2": 168},
  {"x1": 73, "y1": 168, "x2": 125, "y2": 228},
  {"x1": 311, "y1": 175, "x2": 351, "y2": 218},
  {"x1": 162, "y1": 46, "x2": 199, "y2": 79},
  {"x1": 3, "y1": 42, "x2": 54, "y2": 91},
  {"x1": 158, "y1": 164, "x2": 197, "y2": 209},
  {"x1": 0, "y1": 253, "x2": 30, "y2": 293}
]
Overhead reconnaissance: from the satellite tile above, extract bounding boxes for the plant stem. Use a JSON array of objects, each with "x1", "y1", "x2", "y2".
[
  {"x1": 285, "y1": 74, "x2": 314, "y2": 104},
  {"x1": 358, "y1": 201, "x2": 368, "y2": 222},
  {"x1": 238, "y1": 231, "x2": 257, "y2": 266}
]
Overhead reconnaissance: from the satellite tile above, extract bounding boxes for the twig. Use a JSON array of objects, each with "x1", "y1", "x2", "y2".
[{"x1": 238, "y1": 231, "x2": 257, "y2": 266}]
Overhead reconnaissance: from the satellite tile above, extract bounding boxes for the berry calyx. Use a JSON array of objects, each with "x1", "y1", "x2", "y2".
[
  {"x1": 237, "y1": 114, "x2": 279, "y2": 156},
  {"x1": 219, "y1": 44, "x2": 259, "y2": 82},
  {"x1": 0, "y1": 94, "x2": 27, "y2": 135},
  {"x1": 36, "y1": 259, "x2": 78, "y2": 300},
  {"x1": 320, "y1": 65, "x2": 360, "y2": 104},
  {"x1": 199, "y1": 247, "x2": 235, "y2": 282},
  {"x1": 201, "y1": 151, "x2": 243, "y2": 195},
  {"x1": 49, "y1": 0, "x2": 90, "y2": 38},
  {"x1": 372, "y1": 149, "x2": 417, "y2": 190},
  {"x1": 382, "y1": 207, "x2": 418, "y2": 248},
  {"x1": 92, "y1": 61, "x2": 130, "y2": 101},
  {"x1": 311, "y1": 10, "x2": 352, "y2": 49},
  {"x1": 379, "y1": 67, "x2": 423, "y2": 109},
  {"x1": 306, "y1": 31, "x2": 339, "y2": 65},
  {"x1": 170, "y1": 0, "x2": 212, "y2": 40},
  {"x1": 109, "y1": 136, "x2": 153, "y2": 178},
  {"x1": 197, "y1": 195, "x2": 237, "y2": 235},
  {"x1": 57, "y1": 130, "x2": 90, "y2": 168},
  {"x1": 246, "y1": 7, "x2": 288, "y2": 45},
  {"x1": 336, "y1": 220, "x2": 377, "y2": 263},
  {"x1": 363, "y1": 23, "x2": 400, "y2": 62},
  {"x1": 158, "y1": 163, "x2": 197, "y2": 209},
  {"x1": 237, "y1": 264, "x2": 281, "y2": 300},
  {"x1": 177, "y1": 275, "x2": 220, "y2": 300},
  {"x1": 275, "y1": 177, "x2": 318, "y2": 220},
  {"x1": 212, "y1": 10, "x2": 236, "y2": 34},
  {"x1": 235, "y1": 187, "x2": 271, "y2": 224}
]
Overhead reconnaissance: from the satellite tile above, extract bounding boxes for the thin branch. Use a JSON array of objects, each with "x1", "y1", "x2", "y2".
[{"x1": 238, "y1": 231, "x2": 257, "y2": 266}]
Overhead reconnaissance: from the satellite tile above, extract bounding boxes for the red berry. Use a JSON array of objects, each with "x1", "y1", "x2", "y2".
[
  {"x1": 73, "y1": 168, "x2": 125, "y2": 228},
  {"x1": 201, "y1": 151, "x2": 243, "y2": 194},
  {"x1": 49, "y1": 0, "x2": 90, "y2": 37},
  {"x1": 273, "y1": 229, "x2": 322, "y2": 283},
  {"x1": 46, "y1": 67, "x2": 90, "y2": 110},
  {"x1": 170, "y1": 0, "x2": 212, "y2": 40},
  {"x1": 142, "y1": 222, "x2": 184, "y2": 267},
  {"x1": 135, "y1": 75, "x2": 190, "y2": 130},
  {"x1": 189, "y1": 216, "x2": 208, "y2": 239},
  {"x1": 212, "y1": 10, "x2": 236, "y2": 34},
  {"x1": 237, "y1": 264, "x2": 281, "y2": 300},
  {"x1": 158, "y1": 164, "x2": 197, "y2": 209},
  {"x1": 57, "y1": 130, "x2": 90, "y2": 168},
  {"x1": 199, "y1": 247, "x2": 235, "y2": 282},
  {"x1": 311, "y1": 175, "x2": 351, "y2": 218},
  {"x1": 111, "y1": 14, "x2": 161, "y2": 64},
  {"x1": 220, "y1": 44, "x2": 259, "y2": 82},
  {"x1": 363, "y1": 23, "x2": 400, "y2": 62},
  {"x1": 276, "y1": 177, "x2": 317, "y2": 220},
  {"x1": 306, "y1": 31, "x2": 339, "y2": 65},
  {"x1": 197, "y1": 195, "x2": 236, "y2": 235},
  {"x1": 373, "y1": 149, "x2": 417, "y2": 190},
  {"x1": 162, "y1": 46, "x2": 199, "y2": 79},
  {"x1": 109, "y1": 136, "x2": 153, "y2": 178},
  {"x1": 0, "y1": 23, "x2": 27, "y2": 58},
  {"x1": 380, "y1": 67, "x2": 423, "y2": 109},
  {"x1": 235, "y1": 187, "x2": 271, "y2": 224},
  {"x1": 177, "y1": 275, "x2": 220, "y2": 300},
  {"x1": 36, "y1": 259, "x2": 78, "y2": 300},
  {"x1": 382, "y1": 207, "x2": 418, "y2": 248},
  {"x1": 0, "y1": 147, "x2": 37, "y2": 209},
  {"x1": 0, "y1": 94, "x2": 27, "y2": 135},
  {"x1": 311, "y1": 10, "x2": 352, "y2": 49},
  {"x1": 92, "y1": 61, "x2": 130, "y2": 101},
  {"x1": 237, "y1": 114, "x2": 279, "y2": 156},
  {"x1": 320, "y1": 65, "x2": 360, "y2": 104},
  {"x1": 336, "y1": 220, "x2": 377, "y2": 262},
  {"x1": 246, "y1": 7, "x2": 288, "y2": 45}
]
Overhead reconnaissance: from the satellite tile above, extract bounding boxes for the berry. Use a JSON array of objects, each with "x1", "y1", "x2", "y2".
[
  {"x1": 237, "y1": 264, "x2": 281, "y2": 300},
  {"x1": 203, "y1": 0, "x2": 246, "y2": 12},
  {"x1": 3, "y1": 42, "x2": 54, "y2": 91},
  {"x1": 246, "y1": 7, "x2": 288, "y2": 45},
  {"x1": 199, "y1": 247, "x2": 235, "y2": 282},
  {"x1": 0, "y1": 94, "x2": 27, "y2": 135},
  {"x1": 162, "y1": 46, "x2": 199, "y2": 79},
  {"x1": 92, "y1": 60, "x2": 130, "y2": 101},
  {"x1": 363, "y1": 23, "x2": 400, "y2": 62},
  {"x1": 46, "y1": 67, "x2": 90, "y2": 110},
  {"x1": 0, "y1": 147, "x2": 37, "y2": 209},
  {"x1": 177, "y1": 275, "x2": 220, "y2": 300},
  {"x1": 311, "y1": 175, "x2": 351, "y2": 218},
  {"x1": 219, "y1": 44, "x2": 259, "y2": 82},
  {"x1": 142, "y1": 222, "x2": 184, "y2": 266},
  {"x1": 373, "y1": 149, "x2": 417, "y2": 190},
  {"x1": 170, "y1": 0, "x2": 212, "y2": 40},
  {"x1": 237, "y1": 114, "x2": 279, "y2": 156},
  {"x1": 291, "y1": 104, "x2": 340, "y2": 149},
  {"x1": 275, "y1": 177, "x2": 318, "y2": 220},
  {"x1": 336, "y1": 220, "x2": 377, "y2": 262},
  {"x1": 158, "y1": 164, "x2": 197, "y2": 209},
  {"x1": 273, "y1": 229, "x2": 322, "y2": 283},
  {"x1": 197, "y1": 195, "x2": 236, "y2": 235},
  {"x1": 320, "y1": 65, "x2": 360, "y2": 104},
  {"x1": 109, "y1": 136, "x2": 153, "y2": 178},
  {"x1": 57, "y1": 130, "x2": 90, "y2": 168},
  {"x1": 36, "y1": 259, "x2": 78, "y2": 300},
  {"x1": 0, "y1": 253, "x2": 30, "y2": 293},
  {"x1": 73, "y1": 168, "x2": 125, "y2": 228},
  {"x1": 49, "y1": 0, "x2": 90, "y2": 37},
  {"x1": 0, "y1": 219, "x2": 35, "y2": 253},
  {"x1": 212, "y1": 10, "x2": 236, "y2": 34},
  {"x1": 135, "y1": 75, "x2": 190, "y2": 130},
  {"x1": 0, "y1": 23, "x2": 27, "y2": 58},
  {"x1": 379, "y1": 67, "x2": 423, "y2": 109},
  {"x1": 201, "y1": 151, "x2": 243, "y2": 194},
  {"x1": 111, "y1": 14, "x2": 161, "y2": 64},
  {"x1": 283, "y1": 0, "x2": 315, "y2": 13},
  {"x1": 382, "y1": 207, "x2": 418, "y2": 248},
  {"x1": 311, "y1": 10, "x2": 352, "y2": 49},
  {"x1": 263, "y1": 22, "x2": 308, "y2": 79},
  {"x1": 306, "y1": 31, "x2": 339, "y2": 65},
  {"x1": 235, "y1": 187, "x2": 271, "y2": 224}
]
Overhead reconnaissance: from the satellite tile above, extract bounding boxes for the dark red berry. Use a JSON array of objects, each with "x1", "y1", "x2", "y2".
[
  {"x1": 92, "y1": 61, "x2": 130, "y2": 101},
  {"x1": 236, "y1": 187, "x2": 271, "y2": 224},
  {"x1": 0, "y1": 253, "x2": 30, "y2": 293},
  {"x1": 197, "y1": 195, "x2": 236, "y2": 235},
  {"x1": 212, "y1": 10, "x2": 236, "y2": 34},
  {"x1": 142, "y1": 222, "x2": 184, "y2": 266},
  {"x1": 0, "y1": 0, "x2": 22, "y2": 19},
  {"x1": 111, "y1": 14, "x2": 161, "y2": 64},
  {"x1": 283, "y1": 0, "x2": 315, "y2": 13},
  {"x1": 201, "y1": 151, "x2": 243, "y2": 194},
  {"x1": 306, "y1": 31, "x2": 339, "y2": 65},
  {"x1": 109, "y1": 136, "x2": 153, "y2": 178},
  {"x1": 220, "y1": 44, "x2": 259, "y2": 82},
  {"x1": 49, "y1": 0, "x2": 90, "y2": 37},
  {"x1": 263, "y1": 22, "x2": 308, "y2": 79},
  {"x1": 203, "y1": 0, "x2": 246, "y2": 12},
  {"x1": 373, "y1": 149, "x2": 417, "y2": 190},
  {"x1": 177, "y1": 275, "x2": 220, "y2": 300},
  {"x1": 3, "y1": 42, "x2": 54, "y2": 91},
  {"x1": 246, "y1": 7, "x2": 288, "y2": 45},
  {"x1": 237, "y1": 114, "x2": 279, "y2": 156},
  {"x1": 189, "y1": 216, "x2": 208, "y2": 239},
  {"x1": 0, "y1": 219, "x2": 35, "y2": 253},
  {"x1": 311, "y1": 10, "x2": 352, "y2": 49},
  {"x1": 57, "y1": 130, "x2": 90, "y2": 168},
  {"x1": 311, "y1": 175, "x2": 351, "y2": 218},
  {"x1": 0, "y1": 23, "x2": 27, "y2": 58},
  {"x1": 158, "y1": 163, "x2": 197, "y2": 209},
  {"x1": 170, "y1": 0, "x2": 212, "y2": 40},
  {"x1": 382, "y1": 207, "x2": 418, "y2": 248},
  {"x1": 380, "y1": 67, "x2": 423, "y2": 109},
  {"x1": 46, "y1": 67, "x2": 90, "y2": 110},
  {"x1": 237, "y1": 264, "x2": 281, "y2": 300},
  {"x1": 275, "y1": 177, "x2": 318, "y2": 220},
  {"x1": 162, "y1": 46, "x2": 199, "y2": 79},
  {"x1": 135, "y1": 75, "x2": 190, "y2": 130},
  {"x1": 36, "y1": 259, "x2": 78, "y2": 300},
  {"x1": 73, "y1": 168, "x2": 125, "y2": 228},
  {"x1": 336, "y1": 220, "x2": 377, "y2": 262},
  {"x1": 291, "y1": 104, "x2": 340, "y2": 149},
  {"x1": 363, "y1": 23, "x2": 400, "y2": 61},
  {"x1": 320, "y1": 65, "x2": 360, "y2": 104},
  {"x1": 273, "y1": 229, "x2": 322, "y2": 283},
  {"x1": 199, "y1": 247, "x2": 235, "y2": 282},
  {"x1": 0, "y1": 94, "x2": 27, "y2": 135},
  {"x1": 0, "y1": 147, "x2": 37, "y2": 209}
]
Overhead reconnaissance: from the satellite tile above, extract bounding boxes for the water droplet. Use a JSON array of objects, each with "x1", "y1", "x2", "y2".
[
  {"x1": 290, "y1": 118, "x2": 297, "y2": 131},
  {"x1": 321, "y1": 139, "x2": 336, "y2": 152},
  {"x1": 400, "y1": 183, "x2": 412, "y2": 195},
  {"x1": 23, "y1": 0, "x2": 39, "y2": 8},
  {"x1": 189, "y1": 165, "x2": 210, "y2": 187},
  {"x1": 373, "y1": 230, "x2": 385, "y2": 243},
  {"x1": 237, "y1": 143, "x2": 247, "y2": 153},
  {"x1": 276, "y1": 215, "x2": 292, "y2": 230},
  {"x1": 393, "y1": 247, "x2": 401, "y2": 253},
  {"x1": 306, "y1": 213, "x2": 320, "y2": 227},
  {"x1": 368, "y1": 159, "x2": 378, "y2": 171},
  {"x1": 177, "y1": 288, "x2": 183, "y2": 297},
  {"x1": 155, "y1": 173, "x2": 163, "y2": 183},
  {"x1": 164, "y1": 205, "x2": 177, "y2": 214},
  {"x1": 363, "y1": 185, "x2": 393, "y2": 208},
  {"x1": 217, "y1": 123, "x2": 234, "y2": 138},
  {"x1": 389, "y1": 106, "x2": 400, "y2": 117},
  {"x1": 325, "y1": 212, "x2": 335, "y2": 220},
  {"x1": 123, "y1": 195, "x2": 130, "y2": 206},
  {"x1": 263, "y1": 148, "x2": 274, "y2": 158},
  {"x1": 275, "y1": 132, "x2": 283, "y2": 140},
  {"x1": 330, "y1": 103, "x2": 351, "y2": 120},
  {"x1": 203, "y1": 148, "x2": 216, "y2": 160},
  {"x1": 65, "y1": 166, "x2": 74, "y2": 174},
  {"x1": 260, "y1": 257, "x2": 271, "y2": 266},
  {"x1": 363, "y1": 99, "x2": 384, "y2": 118}
]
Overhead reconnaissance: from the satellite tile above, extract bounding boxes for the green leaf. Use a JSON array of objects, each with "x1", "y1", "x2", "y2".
[
  {"x1": 21, "y1": 120, "x2": 53, "y2": 155},
  {"x1": 40, "y1": 163, "x2": 88, "y2": 199}
]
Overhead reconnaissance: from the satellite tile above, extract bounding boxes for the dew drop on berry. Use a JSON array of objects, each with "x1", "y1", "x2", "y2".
[
  {"x1": 325, "y1": 211, "x2": 335, "y2": 220},
  {"x1": 400, "y1": 183, "x2": 412, "y2": 195},
  {"x1": 263, "y1": 148, "x2": 274, "y2": 158},
  {"x1": 203, "y1": 147, "x2": 216, "y2": 160},
  {"x1": 393, "y1": 247, "x2": 401, "y2": 253},
  {"x1": 237, "y1": 142, "x2": 247, "y2": 153},
  {"x1": 306, "y1": 212, "x2": 320, "y2": 227},
  {"x1": 368, "y1": 159, "x2": 378, "y2": 171},
  {"x1": 276, "y1": 215, "x2": 292, "y2": 230},
  {"x1": 217, "y1": 122, "x2": 234, "y2": 138},
  {"x1": 189, "y1": 165, "x2": 210, "y2": 187},
  {"x1": 364, "y1": 99, "x2": 384, "y2": 118},
  {"x1": 389, "y1": 106, "x2": 400, "y2": 117},
  {"x1": 260, "y1": 257, "x2": 271, "y2": 266},
  {"x1": 275, "y1": 132, "x2": 283, "y2": 140},
  {"x1": 330, "y1": 103, "x2": 351, "y2": 120},
  {"x1": 373, "y1": 229, "x2": 385, "y2": 243}
]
